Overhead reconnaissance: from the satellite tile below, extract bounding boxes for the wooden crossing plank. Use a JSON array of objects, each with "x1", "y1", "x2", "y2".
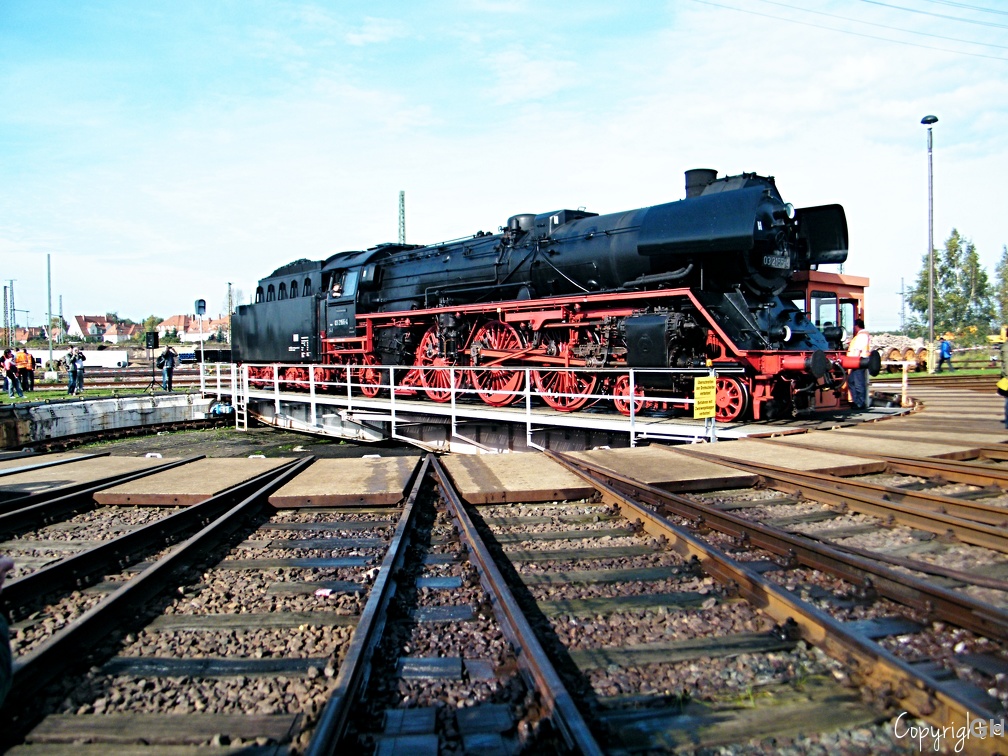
[
  {"x1": 93, "y1": 457, "x2": 290, "y2": 506},
  {"x1": 441, "y1": 454, "x2": 596, "y2": 504},
  {"x1": 567, "y1": 446, "x2": 758, "y2": 492},
  {"x1": 1, "y1": 456, "x2": 181, "y2": 500},
  {"x1": 268, "y1": 456, "x2": 420, "y2": 507},
  {"x1": 682, "y1": 439, "x2": 884, "y2": 476},
  {"x1": 769, "y1": 431, "x2": 983, "y2": 461}
]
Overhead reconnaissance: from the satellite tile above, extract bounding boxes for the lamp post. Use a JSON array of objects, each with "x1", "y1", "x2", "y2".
[{"x1": 921, "y1": 114, "x2": 938, "y2": 372}]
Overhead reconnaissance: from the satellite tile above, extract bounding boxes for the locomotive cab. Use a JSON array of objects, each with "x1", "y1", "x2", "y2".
[{"x1": 325, "y1": 268, "x2": 358, "y2": 338}]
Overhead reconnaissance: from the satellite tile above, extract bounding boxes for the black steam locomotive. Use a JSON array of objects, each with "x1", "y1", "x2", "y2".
[{"x1": 232, "y1": 169, "x2": 878, "y2": 421}]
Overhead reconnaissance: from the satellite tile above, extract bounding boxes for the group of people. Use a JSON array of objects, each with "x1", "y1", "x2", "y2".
[
  {"x1": 2, "y1": 348, "x2": 36, "y2": 399},
  {"x1": 63, "y1": 347, "x2": 87, "y2": 395}
]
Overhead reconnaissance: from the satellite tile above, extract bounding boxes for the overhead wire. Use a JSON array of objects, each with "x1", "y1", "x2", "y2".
[
  {"x1": 919, "y1": 0, "x2": 1008, "y2": 16},
  {"x1": 757, "y1": 0, "x2": 1008, "y2": 50},
  {"x1": 689, "y1": 0, "x2": 1008, "y2": 61},
  {"x1": 858, "y1": 0, "x2": 1008, "y2": 29}
]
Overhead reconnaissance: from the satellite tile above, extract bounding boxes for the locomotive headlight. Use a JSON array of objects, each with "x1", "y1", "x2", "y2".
[
  {"x1": 772, "y1": 203, "x2": 796, "y2": 221},
  {"x1": 768, "y1": 324, "x2": 792, "y2": 343}
]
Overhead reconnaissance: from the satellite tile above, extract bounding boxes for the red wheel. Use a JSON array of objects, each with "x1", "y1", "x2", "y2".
[
  {"x1": 715, "y1": 376, "x2": 750, "y2": 422},
  {"x1": 469, "y1": 321, "x2": 525, "y2": 406},
  {"x1": 280, "y1": 366, "x2": 310, "y2": 391},
  {"x1": 355, "y1": 354, "x2": 384, "y2": 398},
  {"x1": 531, "y1": 369, "x2": 598, "y2": 412},
  {"x1": 247, "y1": 365, "x2": 271, "y2": 389},
  {"x1": 612, "y1": 374, "x2": 645, "y2": 416},
  {"x1": 416, "y1": 327, "x2": 463, "y2": 402},
  {"x1": 320, "y1": 363, "x2": 349, "y2": 392}
]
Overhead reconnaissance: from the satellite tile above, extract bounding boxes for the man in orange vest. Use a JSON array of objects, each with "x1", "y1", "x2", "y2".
[
  {"x1": 846, "y1": 319, "x2": 871, "y2": 409},
  {"x1": 15, "y1": 348, "x2": 33, "y2": 392}
]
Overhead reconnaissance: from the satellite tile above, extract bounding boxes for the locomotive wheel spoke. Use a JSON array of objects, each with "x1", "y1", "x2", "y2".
[
  {"x1": 612, "y1": 374, "x2": 645, "y2": 416},
  {"x1": 355, "y1": 354, "x2": 384, "y2": 398},
  {"x1": 532, "y1": 369, "x2": 598, "y2": 412},
  {"x1": 416, "y1": 327, "x2": 463, "y2": 403},
  {"x1": 469, "y1": 321, "x2": 524, "y2": 407},
  {"x1": 715, "y1": 376, "x2": 751, "y2": 422}
]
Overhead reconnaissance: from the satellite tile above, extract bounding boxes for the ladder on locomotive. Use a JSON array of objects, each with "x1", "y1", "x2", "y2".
[{"x1": 234, "y1": 366, "x2": 249, "y2": 431}]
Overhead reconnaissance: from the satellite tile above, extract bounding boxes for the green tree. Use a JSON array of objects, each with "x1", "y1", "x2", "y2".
[
  {"x1": 994, "y1": 245, "x2": 1008, "y2": 326},
  {"x1": 908, "y1": 229, "x2": 994, "y2": 339}
]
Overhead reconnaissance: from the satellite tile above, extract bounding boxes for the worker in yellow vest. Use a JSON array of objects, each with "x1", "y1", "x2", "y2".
[{"x1": 846, "y1": 319, "x2": 871, "y2": 409}]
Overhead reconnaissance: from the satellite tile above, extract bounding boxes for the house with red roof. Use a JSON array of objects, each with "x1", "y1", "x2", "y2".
[
  {"x1": 103, "y1": 323, "x2": 143, "y2": 344},
  {"x1": 67, "y1": 315, "x2": 109, "y2": 341}
]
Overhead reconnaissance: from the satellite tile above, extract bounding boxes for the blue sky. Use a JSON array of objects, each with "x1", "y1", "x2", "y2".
[{"x1": 2, "y1": 0, "x2": 1006, "y2": 332}]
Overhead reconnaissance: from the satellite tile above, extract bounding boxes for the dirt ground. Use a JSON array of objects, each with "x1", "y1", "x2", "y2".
[{"x1": 78, "y1": 425, "x2": 418, "y2": 460}]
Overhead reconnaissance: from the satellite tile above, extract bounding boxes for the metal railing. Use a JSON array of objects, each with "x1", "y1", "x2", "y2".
[{"x1": 201, "y1": 361, "x2": 727, "y2": 447}]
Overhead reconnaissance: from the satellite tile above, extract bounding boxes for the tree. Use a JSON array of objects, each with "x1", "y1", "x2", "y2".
[
  {"x1": 995, "y1": 245, "x2": 1008, "y2": 326},
  {"x1": 908, "y1": 229, "x2": 994, "y2": 340}
]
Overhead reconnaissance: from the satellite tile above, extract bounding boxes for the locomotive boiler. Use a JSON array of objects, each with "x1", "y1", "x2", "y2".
[{"x1": 232, "y1": 169, "x2": 879, "y2": 421}]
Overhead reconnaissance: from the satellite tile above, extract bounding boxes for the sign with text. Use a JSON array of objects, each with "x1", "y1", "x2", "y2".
[{"x1": 693, "y1": 376, "x2": 716, "y2": 419}]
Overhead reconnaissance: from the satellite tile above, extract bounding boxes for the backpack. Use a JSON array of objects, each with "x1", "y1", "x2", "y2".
[{"x1": 157, "y1": 355, "x2": 166, "y2": 369}]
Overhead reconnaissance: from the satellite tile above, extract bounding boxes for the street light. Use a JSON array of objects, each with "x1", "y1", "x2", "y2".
[{"x1": 921, "y1": 114, "x2": 938, "y2": 372}]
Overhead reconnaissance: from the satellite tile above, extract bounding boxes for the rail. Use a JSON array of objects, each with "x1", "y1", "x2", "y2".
[{"x1": 547, "y1": 450, "x2": 1008, "y2": 754}]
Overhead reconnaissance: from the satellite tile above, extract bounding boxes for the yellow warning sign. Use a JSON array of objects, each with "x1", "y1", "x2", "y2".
[{"x1": 693, "y1": 376, "x2": 716, "y2": 419}]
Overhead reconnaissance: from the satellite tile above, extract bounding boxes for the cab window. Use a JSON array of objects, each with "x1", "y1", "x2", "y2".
[{"x1": 810, "y1": 290, "x2": 837, "y2": 328}]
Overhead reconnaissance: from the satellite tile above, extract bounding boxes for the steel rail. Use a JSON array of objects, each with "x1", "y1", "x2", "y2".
[
  {"x1": 970, "y1": 444, "x2": 1008, "y2": 462},
  {"x1": 0, "y1": 455, "x2": 203, "y2": 539},
  {"x1": 307, "y1": 454, "x2": 430, "y2": 756},
  {"x1": 673, "y1": 448, "x2": 1008, "y2": 554},
  {"x1": 0, "y1": 451, "x2": 111, "y2": 478},
  {"x1": 750, "y1": 437, "x2": 1008, "y2": 488},
  {"x1": 430, "y1": 455, "x2": 603, "y2": 756},
  {"x1": 0, "y1": 455, "x2": 311, "y2": 730},
  {"x1": 880, "y1": 454, "x2": 1008, "y2": 488},
  {"x1": 812, "y1": 536, "x2": 1008, "y2": 592},
  {"x1": 0, "y1": 457, "x2": 291, "y2": 612},
  {"x1": 722, "y1": 446, "x2": 1008, "y2": 527},
  {"x1": 548, "y1": 450, "x2": 1008, "y2": 644},
  {"x1": 546, "y1": 451, "x2": 1008, "y2": 755}
]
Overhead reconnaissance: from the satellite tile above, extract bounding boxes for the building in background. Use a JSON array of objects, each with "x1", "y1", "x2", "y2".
[{"x1": 67, "y1": 315, "x2": 109, "y2": 341}]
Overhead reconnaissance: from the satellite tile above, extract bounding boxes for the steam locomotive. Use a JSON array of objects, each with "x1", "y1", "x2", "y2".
[{"x1": 232, "y1": 169, "x2": 879, "y2": 421}]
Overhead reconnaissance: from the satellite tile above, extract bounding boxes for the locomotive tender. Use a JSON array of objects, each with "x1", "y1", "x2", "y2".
[{"x1": 232, "y1": 169, "x2": 879, "y2": 421}]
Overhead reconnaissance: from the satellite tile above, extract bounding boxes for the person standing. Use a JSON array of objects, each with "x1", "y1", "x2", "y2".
[
  {"x1": 1001, "y1": 339, "x2": 1008, "y2": 430},
  {"x1": 16, "y1": 348, "x2": 33, "y2": 392},
  {"x1": 64, "y1": 348, "x2": 77, "y2": 394},
  {"x1": 937, "y1": 337, "x2": 955, "y2": 372},
  {"x1": 846, "y1": 318, "x2": 871, "y2": 410},
  {"x1": 159, "y1": 346, "x2": 178, "y2": 391},
  {"x1": 3, "y1": 350, "x2": 24, "y2": 399},
  {"x1": 73, "y1": 347, "x2": 86, "y2": 395}
]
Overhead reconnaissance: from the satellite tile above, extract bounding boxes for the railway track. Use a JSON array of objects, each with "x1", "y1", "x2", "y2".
[{"x1": 1, "y1": 447, "x2": 1006, "y2": 753}]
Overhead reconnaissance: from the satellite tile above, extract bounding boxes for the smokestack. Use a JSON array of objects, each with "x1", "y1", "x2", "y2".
[{"x1": 685, "y1": 169, "x2": 718, "y2": 198}]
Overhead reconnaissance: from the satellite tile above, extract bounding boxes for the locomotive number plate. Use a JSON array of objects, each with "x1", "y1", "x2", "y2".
[{"x1": 762, "y1": 254, "x2": 790, "y2": 270}]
